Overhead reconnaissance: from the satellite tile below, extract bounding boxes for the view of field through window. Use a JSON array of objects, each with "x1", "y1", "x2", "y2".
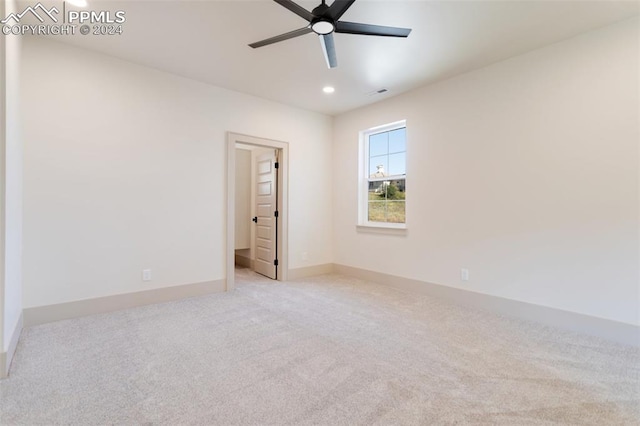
[{"x1": 367, "y1": 127, "x2": 406, "y2": 223}]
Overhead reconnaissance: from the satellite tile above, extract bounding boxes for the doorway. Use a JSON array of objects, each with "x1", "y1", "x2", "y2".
[{"x1": 226, "y1": 133, "x2": 289, "y2": 291}]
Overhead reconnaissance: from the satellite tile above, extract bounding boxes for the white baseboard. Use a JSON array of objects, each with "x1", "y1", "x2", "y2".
[
  {"x1": 288, "y1": 264, "x2": 334, "y2": 280},
  {"x1": 1, "y1": 312, "x2": 23, "y2": 379},
  {"x1": 334, "y1": 264, "x2": 639, "y2": 347},
  {"x1": 23, "y1": 280, "x2": 226, "y2": 327}
]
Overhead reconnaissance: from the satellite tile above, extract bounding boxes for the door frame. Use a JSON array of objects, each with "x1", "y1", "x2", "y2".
[{"x1": 226, "y1": 132, "x2": 289, "y2": 290}]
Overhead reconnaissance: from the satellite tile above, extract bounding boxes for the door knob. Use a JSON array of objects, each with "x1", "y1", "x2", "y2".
[{"x1": 252, "y1": 217, "x2": 258, "y2": 223}]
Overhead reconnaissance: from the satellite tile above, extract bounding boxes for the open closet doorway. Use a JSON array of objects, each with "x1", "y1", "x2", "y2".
[{"x1": 226, "y1": 133, "x2": 289, "y2": 291}]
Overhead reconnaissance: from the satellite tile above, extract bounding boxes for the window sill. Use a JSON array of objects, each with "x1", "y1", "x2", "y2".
[{"x1": 356, "y1": 224, "x2": 407, "y2": 235}]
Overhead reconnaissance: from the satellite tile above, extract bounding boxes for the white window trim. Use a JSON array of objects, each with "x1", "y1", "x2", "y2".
[{"x1": 358, "y1": 120, "x2": 407, "y2": 230}]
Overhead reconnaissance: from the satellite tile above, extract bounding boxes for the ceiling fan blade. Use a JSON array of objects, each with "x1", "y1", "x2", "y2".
[
  {"x1": 319, "y1": 33, "x2": 337, "y2": 68},
  {"x1": 335, "y1": 21, "x2": 412, "y2": 37},
  {"x1": 274, "y1": 0, "x2": 314, "y2": 22},
  {"x1": 327, "y1": 0, "x2": 356, "y2": 20},
  {"x1": 249, "y1": 27, "x2": 313, "y2": 48}
]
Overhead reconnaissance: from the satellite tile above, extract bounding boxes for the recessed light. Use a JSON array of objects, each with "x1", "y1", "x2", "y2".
[
  {"x1": 67, "y1": 0, "x2": 88, "y2": 7},
  {"x1": 323, "y1": 86, "x2": 335, "y2": 94}
]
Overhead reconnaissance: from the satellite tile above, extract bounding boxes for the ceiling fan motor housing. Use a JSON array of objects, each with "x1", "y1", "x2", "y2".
[
  {"x1": 311, "y1": 3, "x2": 334, "y2": 35},
  {"x1": 311, "y1": 2, "x2": 330, "y2": 17}
]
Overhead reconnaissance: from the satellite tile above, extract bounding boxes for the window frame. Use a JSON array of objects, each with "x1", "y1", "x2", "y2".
[{"x1": 358, "y1": 120, "x2": 407, "y2": 230}]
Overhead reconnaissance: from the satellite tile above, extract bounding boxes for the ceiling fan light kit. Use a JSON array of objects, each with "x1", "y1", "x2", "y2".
[
  {"x1": 311, "y1": 20, "x2": 334, "y2": 35},
  {"x1": 249, "y1": 0, "x2": 412, "y2": 69}
]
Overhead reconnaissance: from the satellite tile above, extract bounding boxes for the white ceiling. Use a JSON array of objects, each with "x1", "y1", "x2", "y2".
[{"x1": 32, "y1": 0, "x2": 639, "y2": 115}]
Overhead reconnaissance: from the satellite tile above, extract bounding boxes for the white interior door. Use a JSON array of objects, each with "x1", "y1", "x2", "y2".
[{"x1": 253, "y1": 150, "x2": 278, "y2": 279}]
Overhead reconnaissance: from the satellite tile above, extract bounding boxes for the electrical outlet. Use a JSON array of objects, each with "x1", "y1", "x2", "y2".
[
  {"x1": 460, "y1": 268, "x2": 469, "y2": 281},
  {"x1": 302, "y1": 252, "x2": 309, "y2": 261},
  {"x1": 142, "y1": 269, "x2": 152, "y2": 281}
]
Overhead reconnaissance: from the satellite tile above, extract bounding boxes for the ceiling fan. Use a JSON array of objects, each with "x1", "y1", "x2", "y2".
[{"x1": 249, "y1": 0, "x2": 412, "y2": 69}]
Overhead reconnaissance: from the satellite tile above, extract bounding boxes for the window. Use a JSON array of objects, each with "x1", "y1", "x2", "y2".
[{"x1": 359, "y1": 121, "x2": 406, "y2": 228}]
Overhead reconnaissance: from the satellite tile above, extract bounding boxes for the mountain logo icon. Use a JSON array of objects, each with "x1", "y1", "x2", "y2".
[{"x1": 1, "y1": 2, "x2": 59, "y2": 24}]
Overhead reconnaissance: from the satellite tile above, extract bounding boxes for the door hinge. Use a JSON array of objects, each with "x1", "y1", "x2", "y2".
[
  {"x1": 275, "y1": 162, "x2": 279, "y2": 169},
  {"x1": 274, "y1": 211, "x2": 279, "y2": 218},
  {"x1": 274, "y1": 259, "x2": 279, "y2": 266}
]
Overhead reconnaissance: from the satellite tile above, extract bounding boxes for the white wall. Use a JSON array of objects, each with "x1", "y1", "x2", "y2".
[
  {"x1": 0, "y1": 0, "x2": 6, "y2": 353},
  {"x1": 234, "y1": 148, "x2": 251, "y2": 250},
  {"x1": 333, "y1": 18, "x2": 639, "y2": 326},
  {"x1": 2, "y1": 0, "x2": 23, "y2": 353},
  {"x1": 21, "y1": 39, "x2": 333, "y2": 308}
]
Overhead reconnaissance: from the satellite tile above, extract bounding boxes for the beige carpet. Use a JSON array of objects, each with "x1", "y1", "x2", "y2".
[{"x1": 0, "y1": 268, "x2": 638, "y2": 425}]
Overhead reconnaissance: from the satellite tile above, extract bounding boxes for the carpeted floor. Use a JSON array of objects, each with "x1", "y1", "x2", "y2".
[{"x1": 0, "y1": 268, "x2": 638, "y2": 425}]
